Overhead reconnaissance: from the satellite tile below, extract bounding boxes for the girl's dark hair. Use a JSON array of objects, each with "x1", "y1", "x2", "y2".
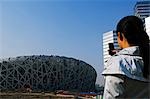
[{"x1": 116, "y1": 15, "x2": 149, "y2": 78}]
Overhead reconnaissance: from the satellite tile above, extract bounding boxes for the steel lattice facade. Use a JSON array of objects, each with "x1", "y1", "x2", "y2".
[{"x1": 0, "y1": 55, "x2": 97, "y2": 92}]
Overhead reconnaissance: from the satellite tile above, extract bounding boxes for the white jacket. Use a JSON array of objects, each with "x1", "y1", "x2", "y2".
[{"x1": 102, "y1": 46, "x2": 150, "y2": 99}]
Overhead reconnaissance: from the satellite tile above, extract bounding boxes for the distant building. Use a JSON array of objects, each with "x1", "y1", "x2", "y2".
[
  {"x1": 0, "y1": 55, "x2": 97, "y2": 92},
  {"x1": 134, "y1": 1, "x2": 150, "y2": 20},
  {"x1": 145, "y1": 16, "x2": 150, "y2": 38},
  {"x1": 102, "y1": 30, "x2": 119, "y2": 66},
  {"x1": 134, "y1": 1, "x2": 150, "y2": 39}
]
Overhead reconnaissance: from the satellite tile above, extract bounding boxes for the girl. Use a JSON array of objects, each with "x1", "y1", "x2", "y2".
[{"x1": 102, "y1": 16, "x2": 150, "y2": 98}]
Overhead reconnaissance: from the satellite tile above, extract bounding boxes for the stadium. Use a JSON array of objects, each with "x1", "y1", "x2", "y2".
[{"x1": 0, "y1": 55, "x2": 97, "y2": 92}]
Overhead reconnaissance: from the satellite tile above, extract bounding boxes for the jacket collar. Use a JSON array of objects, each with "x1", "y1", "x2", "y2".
[{"x1": 116, "y1": 46, "x2": 140, "y2": 56}]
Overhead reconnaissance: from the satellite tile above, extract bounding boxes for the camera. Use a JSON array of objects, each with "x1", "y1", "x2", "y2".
[{"x1": 108, "y1": 43, "x2": 121, "y2": 56}]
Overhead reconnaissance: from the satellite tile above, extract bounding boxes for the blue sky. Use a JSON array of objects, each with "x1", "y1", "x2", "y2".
[{"x1": 0, "y1": 0, "x2": 138, "y2": 85}]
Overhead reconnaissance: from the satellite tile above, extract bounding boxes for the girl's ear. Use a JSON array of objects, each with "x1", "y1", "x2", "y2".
[{"x1": 118, "y1": 32, "x2": 123, "y2": 41}]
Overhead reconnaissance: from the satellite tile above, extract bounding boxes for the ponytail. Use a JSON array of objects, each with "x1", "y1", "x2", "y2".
[{"x1": 138, "y1": 31, "x2": 149, "y2": 78}]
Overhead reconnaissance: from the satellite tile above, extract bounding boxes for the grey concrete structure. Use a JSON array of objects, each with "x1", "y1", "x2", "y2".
[
  {"x1": 134, "y1": 1, "x2": 150, "y2": 20},
  {"x1": 103, "y1": 30, "x2": 120, "y2": 66},
  {"x1": 0, "y1": 55, "x2": 97, "y2": 92},
  {"x1": 145, "y1": 16, "x2": 150, "y2": 38}
]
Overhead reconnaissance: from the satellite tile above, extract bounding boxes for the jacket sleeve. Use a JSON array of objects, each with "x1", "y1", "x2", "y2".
[
  {"x1": 102, "y1": 56, "x2": 124, "y2": 75},
  {"x1": 103, "y1": 75, "x2": 125, "y2": 99}
]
